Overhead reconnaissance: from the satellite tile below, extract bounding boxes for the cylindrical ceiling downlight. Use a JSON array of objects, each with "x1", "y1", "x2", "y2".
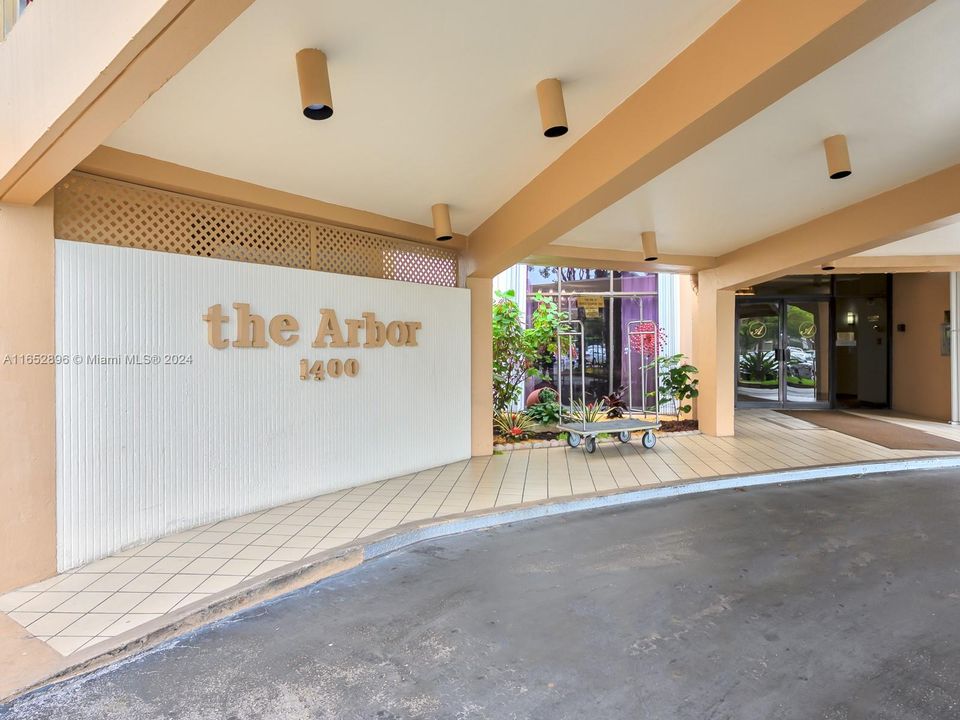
[
  {"x1": 296, "y1": 49, "x2": 333, "y2": 120},
  {"x1": 536, "y1": 78, "x2": 568, "y2": 138},
  {"x1": 432, "y1": 203, "x2": 453, "y2": 242},
  {"x1": 641, "y1": 231, "x2": 659, "y2": 262},
  {"x1": 823, "y1": 135, "x2": 852, "y2": 179},
  {"x1": 822, "y1": 260, "x2": 837, "y2": 271}
]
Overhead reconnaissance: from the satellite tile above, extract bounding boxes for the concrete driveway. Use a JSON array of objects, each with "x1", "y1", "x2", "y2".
[{"x1": 3, "y1": 468, "x2": 959, "y2": 719}]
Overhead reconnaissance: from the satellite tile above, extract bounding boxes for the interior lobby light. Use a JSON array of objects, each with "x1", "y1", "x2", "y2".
[
  {"x1": 296, "y1": 49, "x2": 334, "y2": 120},
  {"x1": 823, "y1": 135, "x2": 852, "y2": 179},
  {"x1": 822, "y1": 260, "x2": 837, "y2": 271},
  {"x1": 846, "y1": 311, "x2": 857, "y2": 326},
  {"x1": 536, "y1": 78, "x2": 568, "y2": 138},
  {"x1": 432, "y1": 203, "x2": 454, "y2": 242},
  {"x1": 641, "y1": 231, "x2": 659, "y2": 262}
]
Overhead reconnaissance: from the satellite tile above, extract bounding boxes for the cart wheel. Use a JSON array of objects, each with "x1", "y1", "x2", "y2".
[
  {"x1": 567, "y1": 433, "x2": 581, "y2": 448},
  {"x1": 584, "y1": 436, "x2": 597, "y2": 454},
  {"x1": 618, "y1": 430, "x2": 631, "y2": 444},
  {"x1": 641, "y1": 431, "x2": 657, "y2": 449}
]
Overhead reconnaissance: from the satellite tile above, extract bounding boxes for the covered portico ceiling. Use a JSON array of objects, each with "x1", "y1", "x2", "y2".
[
  {"x1": 103, "y1": 0, "x2": 737, "y2": 233},
  {"x1": 552, "y1": 0, "x2": 960, "y2": 259}
]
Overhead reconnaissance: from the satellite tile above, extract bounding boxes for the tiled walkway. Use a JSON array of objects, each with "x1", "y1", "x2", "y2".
[{"x1": 1, "y1": 409, "x2": 954, "y2": 657}]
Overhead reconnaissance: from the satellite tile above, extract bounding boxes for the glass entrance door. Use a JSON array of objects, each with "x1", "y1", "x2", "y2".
[
  {"x1": 737, "y1": 302, "x2": 782, "y2": 405},
  {"x1": 736, "y1": 300, "x2": 831, "y2": 408}
]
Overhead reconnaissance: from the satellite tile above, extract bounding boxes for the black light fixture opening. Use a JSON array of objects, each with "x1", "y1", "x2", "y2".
[
  {"x1": 536, "y1": 78, "x2": 568, "y2": 138},
  {"x1": 432, "y1": 203, "x2": 454, "y2": 242},
  {"x1": 296, "y1": 49, "x2": 334, "y2": 120},
  {"x1": 822, "y1": 260, "x2": 837, "y2": 271}
]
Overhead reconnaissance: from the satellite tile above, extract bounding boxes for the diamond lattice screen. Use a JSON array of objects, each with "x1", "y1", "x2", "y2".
[{"x1": 54, "y1": 173, "x2": 459, "y2": 287}]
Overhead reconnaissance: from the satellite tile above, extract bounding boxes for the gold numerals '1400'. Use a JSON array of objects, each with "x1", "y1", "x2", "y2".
[{"x1": 300, "y1": 358, "x2": 360, "y2": 381}]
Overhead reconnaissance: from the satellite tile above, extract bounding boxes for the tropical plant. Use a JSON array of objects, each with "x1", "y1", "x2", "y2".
[
  {"x1": 492, "y1": 290, "x2": 530, "y2": 412},
  {"x1": 739, "y1": 350, "x2": 778, "y2": 383},
  {"x1": 567, "y1": 399, "x2": 609, "y2": 424},
  {"x1": 525, "y1": 388, "x2": 562, "y2": 425},
  {"x1": 657, "y1": 354, "x2": 700, "y2": 420},
  {"x1": 494, "y1": 410, "x2": 534, "y2": 440},
  {"x1": 601, "y1": 386, "x2": 628, "y2": 418},
  {"x1": 491, "y1": 290, "x2": 571, "y2": 413}
]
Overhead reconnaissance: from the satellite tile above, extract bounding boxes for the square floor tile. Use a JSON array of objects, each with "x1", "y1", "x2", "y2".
[
  {"x1": 102, "y1": 613, "x2": 161, "y2": 637},
  {"x1": 86, "y1": 574, "x2": 139, "y2": 592},
  {"x1": 27, "y1": 612, "x2": 84, "y2": 636},
  {"x1": 281, "y1": 536, "x2": 319, "y2": 549},
  {"x1": 8, "y1": 611, "x2": 44, "y2": 627},
  {"x1": 51, "y1": 591, "x2": 114, "y2": 613},
  {"x1": 16, "y1": 592, "x2": 76, "y2": 613},
  {"x1": 50, "y1": 573, "x2": 103, "y2": 592},
  {"x1": 136, "y1": 542, "x2": 183, "y2": 558},
  {"x1": 251, "y1": 560, "x2": 289, "y2": 576},
  {"x1": 171, "y1": 593, "x2": 210, "y2": 611},
  {"x1": 214, "y1": 558, "x2": 261, "y2": 576},
  {"x1": 249, "y1": 534, "x2": 288, "y2": 548},
  {"x1": 194, "y1": 575, "x2": 243, "y2": 594},
  {"x1": 266, "y1": 547, "x2": 309, "y2": 562},
  {"x1": 181, "y1": 557, "x2": 228, "y2": 575},
  {"x1": 199, "y1": 544, "x2": 243, "y2": 560},
  {"x1": 156, "y1": 574, "x2": 206, "y2": 594},
  {"x1": 146, "y1": 557, "x2": 193, "y2": 574},
  {"x1": 168, "y1": 543, "x2": 215, "y2": 558},
  {"x1": 60, "y1": 613, "x2": 124, "y2": 637},
  {"x1": 119, "y1": 574, "x2": 173, "y2": 593},
  {"x1": 114, "y1": 556, "x2": 161, "y2": 573},
  {"x1": 0, "y1": 591, "x2": 39, "y2": 612},
  {"x1": 230, "y1": 545, "x2": 275, "y2": 561},
  {"x1": 130, "y1": 593, "x2": 187, "y2": 614},
  {"x1": 46, "y1": 635, "x2": 91, "y2": 656},
  {"x1": 92, "y1": 592, "x2": 151, "y2": 613},
  {"x1": 81, "y1": 557, "x2": 127, "y2": 573}
]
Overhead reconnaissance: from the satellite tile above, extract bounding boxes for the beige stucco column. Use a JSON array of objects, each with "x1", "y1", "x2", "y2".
[
  {"x1": 692, "y1": 270, "x2": 736, "y2": 437},
  {"x1": 0, "y1": 194, "x2": 57, "y2": 591},
  {"x1": 467, "y1": 277, "x2": 493, "y2": 456}
]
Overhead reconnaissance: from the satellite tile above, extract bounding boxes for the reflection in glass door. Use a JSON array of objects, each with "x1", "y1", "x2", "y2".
[
  {"x1": 737, "y1": 303, "x2": 781, "y2": 405},
  {"x1": 736, "y1": 300, "x2": 831, "y2": 407},
  {"x1": 784, "y1": 301, "x2": 830, "y2": 405}
]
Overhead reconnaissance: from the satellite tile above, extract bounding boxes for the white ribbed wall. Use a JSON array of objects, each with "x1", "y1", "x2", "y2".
[{"x1": 55, "y1": 240, "x2": 471, "y2": 570}]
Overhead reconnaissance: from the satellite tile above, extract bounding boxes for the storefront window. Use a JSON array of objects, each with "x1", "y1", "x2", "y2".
[{"x1": 523, "y1": 265, "x2": 659, "y2": 407}]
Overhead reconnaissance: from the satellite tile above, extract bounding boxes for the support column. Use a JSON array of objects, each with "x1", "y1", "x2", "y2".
[
  {"x1": 467, "y1": 277, "x2": 493, "y2": 456},
  {"x1": 950, "y1": 272, "x2": 960, "y2": 425},
  {"x1": 693, "y1": 270, "x2": 736, "y2": 436},
  {"x1": 0, "y1": 194, "x2": 56, "y2": 591}
]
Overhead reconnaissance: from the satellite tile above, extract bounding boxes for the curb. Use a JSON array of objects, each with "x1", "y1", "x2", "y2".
[{"x1": 5, "y1": 453, "x2": 960, "y2": 703}]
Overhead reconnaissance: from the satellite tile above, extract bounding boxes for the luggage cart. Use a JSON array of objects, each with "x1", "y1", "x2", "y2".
[{"x1": 555, "y1": 319, "x2": 661, "y2": 454}]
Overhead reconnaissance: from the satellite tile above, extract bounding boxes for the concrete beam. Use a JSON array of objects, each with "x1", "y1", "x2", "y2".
[
  {"x1": 77, "y1": 147, "x2": 467, "y2": 249},
  {"x1": 465, "y1": 0, "x2": 933, "y2": 279},
  {"x1": 713, "y1": 163, "x2": 960, "y2": 290},
  {"x1": 524, "y1": 245, "x2": 715, "y2": 275},
  {"x1": 0, "y1": 0, "x2": 253, "y2": 205}
]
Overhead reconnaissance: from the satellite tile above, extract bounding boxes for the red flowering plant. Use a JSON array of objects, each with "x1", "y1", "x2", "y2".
[{"x1": 628, "y1": 321, "x2": 667, "y2": 359}]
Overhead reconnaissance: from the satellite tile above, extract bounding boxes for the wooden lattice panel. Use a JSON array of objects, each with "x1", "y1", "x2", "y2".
[
  {"x1": 54, "y1": 173, "x2": 459, "y2": 287},
  {"x1": 55, "y1": 174, "x2": 312, "y2": 270},
  {"x1": 315, "y1": 224, "x2": 459, "y2": 287}
]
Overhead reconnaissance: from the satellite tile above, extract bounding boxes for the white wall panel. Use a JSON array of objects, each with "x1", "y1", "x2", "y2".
[{"x1": 55, "y1": 240, "x2": 471, "y2": 570}]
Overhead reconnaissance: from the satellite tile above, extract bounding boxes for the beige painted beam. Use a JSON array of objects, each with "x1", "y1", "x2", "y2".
[
  {"x1": 525, "y1": 245, "x2": 715, "y2": 274},
  {"x1": 713, "y1": 163, "x2": 960, "y2": 290},
  {"x1": 464, "y1": 0, "x2": 933, "y2": 279},
  {"x1": 0, "y1": 0, "x2": 254, "y2": 205},
  {"x1": 826, "y1": 255, "x2": 960, "y2": 273},
  {"x1": 78, "y1": 147, "x2": 467, "y2": 249}
]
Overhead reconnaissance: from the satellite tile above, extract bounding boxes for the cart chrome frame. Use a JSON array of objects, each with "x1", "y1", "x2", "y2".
[{"x1": 555, "y1": 318, "x2": 661, "y2": 453}]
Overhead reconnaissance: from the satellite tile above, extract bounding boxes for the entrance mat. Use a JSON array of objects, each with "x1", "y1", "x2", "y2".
[{"x1": 777, "y1": 410, "x2": 960, "y2": 451}]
